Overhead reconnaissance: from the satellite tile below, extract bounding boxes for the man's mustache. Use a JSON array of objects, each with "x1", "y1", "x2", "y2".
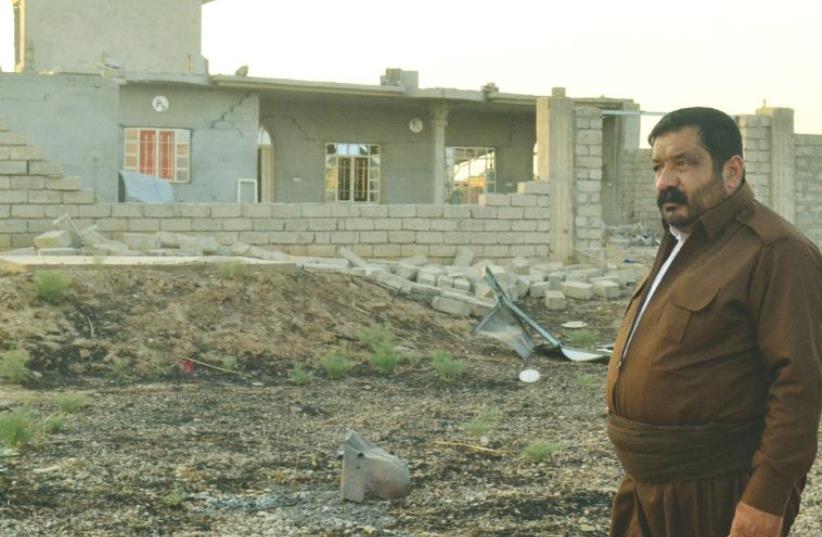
[{"x1": 657, "y1": 188, "x2": 688, "y2": 207}]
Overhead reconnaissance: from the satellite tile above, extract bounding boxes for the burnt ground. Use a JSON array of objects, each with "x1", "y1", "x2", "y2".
[{"x1": 0, "y1": 266, "x2": 819, "y2": 536}]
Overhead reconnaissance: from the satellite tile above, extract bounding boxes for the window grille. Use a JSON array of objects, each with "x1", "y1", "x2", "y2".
[
  {"x1": 324, "y1": 143, "x2": 381, "y2": 203},
  {"x1": 124, "y1": 128, "x2": 191, "y2": 183}
]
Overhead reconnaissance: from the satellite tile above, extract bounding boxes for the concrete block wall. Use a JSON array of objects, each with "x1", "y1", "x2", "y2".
[
  {"x1": 573, "y1": 107, "x2": 605, "y2": 254},
  {"x1": 617, "y1": 148, "x2": 657, "y2": 229},
  {"x1": 0, "y1": 123, "x2": 98, "y2": 249},
  {"x1": 1, "y1": 121, "x2": 552, "y2": 261},
  {"x1": 736, "y1": 114, "x2": 772, "y2": 206},
  {"x1": 795, "y1": 134, "x2": 822, "y2": 245}
]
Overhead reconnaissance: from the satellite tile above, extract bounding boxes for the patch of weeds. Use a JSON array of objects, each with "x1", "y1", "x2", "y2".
[
  {"x1": 0, "y1": 408, "x2": 42, "y2": 449},
  {"x1": 33, "y1": 270, "x2": 72, "y2": 304},
  {"x1": 289, "y1": 362, "x2": 314, "y2": 385},
  {"x1": 319, "y1": 352, "x2": 355, "y2": 380},
  {"x1": 220, "y1": 355, "x2": 239, "y2": 371},
  {"x1": 521, "y1": 441, "x2": 561, "y2": 463},
  {"x1": 575, "y1": 372, "x2": 600, "y2": 391},
  {"x1": 403, "y1": 352, "x2": 422, "y2": 367},
  {"x1": 431, "y1": 350, "x2": 465, "y2": 383},
  {"x1": 134, "y1": 353, "x2": 171, "y2": 378},
  {"x1": 54, "y1": 393, "x2": 90, "y2": 413},
  {"x1": 43, "y1": 414, "x2": 65, "y2": 434},
  {"x1": 0, "y1": 349, "x2": 32, "y2": 384},
  {"x1": 358, "y1": 326, "x2": 393, "y2": 350},
  {"x1": 563, "y1": 328, "x2": 597, "y2": 348},
  {"x1": 464, "y1": 406, "x2": 502, "y2": 437},
  {"x1": 368, "y1": 345, "x2": 401, "y2": 376},
  {"x1": 218, "y1": 261, "x2": 246, "y2": 280},
  {"x1": 163, "y1": 484, "x2": 188, "y2": 507}
]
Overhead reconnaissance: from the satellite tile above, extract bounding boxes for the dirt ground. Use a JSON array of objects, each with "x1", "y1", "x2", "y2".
[{"x1": 0, "y1": 265, "x2": 819, "y2": 536}]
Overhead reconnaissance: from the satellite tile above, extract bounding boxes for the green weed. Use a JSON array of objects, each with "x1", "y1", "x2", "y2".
[
  {"x1": 218, "y1": 261, "x2": 246, "y2": 280},
  {"x1": 163, "y1": 484, "x2": 188, "y2": 507},
  {"x1": 54, "y1": 393, "x2": 90, "y2": 413},
  {"x1": 0, "y1": 349, "x2": 32, "y2": 384},
  {"x1": 0, "y1": 408, "x2": 41, "y2": 449},
  {"x1": 431, "y1": 351, "x2": 465, "y2": 383},
  {"x1": 563, "y1": 328, "x2": 597, "y2": 348},
  {"x1": 319, "y1": 353, "x2": 355, "y2": 380},
  {"x1": 522, "y1": 441, "x2": 561, "y2": 463},
  {"x1": 43, "y1": 414, "x2": 65, "y2": 434},
  {"x1": 464, "y1": 406, "x2": 502, "y2": 437},
  {"x1": 33, "y1": 270, "x2": 72, "y2": 304},
  {"x1": 289, "y1": 362, "x2": 314, "y2": 385},
  {"x1": 220, "y1": 355, "x2": 238, "y2": 371}
]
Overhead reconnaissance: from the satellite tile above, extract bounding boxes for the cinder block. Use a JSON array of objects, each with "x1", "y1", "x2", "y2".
[
  {"x1": 592, "y1": 279, "x2": 622, "y2": 299},
  {"x1": 479, "y1": 193, "x2": 510, "y2": 207},
  {"x1": 509, "y1": 256, "x2": 531, "y2": 275},
  {"x1": 561, "y1": 281, "x2": 594, "y2": 300},
  {"x1": 27, "y1": 161, "x2": 62, "y2": 176},
  {"x1": 395, "y1": 264, "x2": 419, "y2": 280},
  {"x1": 11, "y1": 205, "x2": 45, "y2": 219},
  {"x1": 52, "y1": 214, "x2": 82, "y2": 246},
  {"x1": 338, "y1": 246, "x2": 368, "y2": 268},
  {"x1": 544, "y1": 290, "x2": 567, "y2": 310},
  {"x1": 302, "y1": 204, "x2": 332, "y2": 218},
  {"x1": 61, "y1": 191, "x2": 95, "y2": 204},
  {"x1": 432, "y1": 296, "x2": 471, "y2": 316},
  {"x1": 453, "y1": 278, "x2": 472, "y2": 292},
  {"x1": 0, "y1": 132, "x2": 26, "y2": 145},
  {"x1": 34, "y1": 230, "x2": 73, "y2": 249},
  {"x1": 123, "y1": 233, "x2": 160, "y2": 251},
  {"x1": 509, "y1": 194, "x2": 538, "y2": 207},
  {"x1": 528, "y1": 281, "x2": 553, "y2": 298},
  {"x1": 0, "y1": 161, "x2": 27, "y2": 175},
  {"x1": 46, "y1": 177, "x2": 81, "y2": 191},
  {"x1": 436, "y1": 274, "x2": 454, "y2": 289},
  {"x1": 212, "y1": 205, "x2": 242, "y2": 218},
  {"x1": 517, "y1": 181, "x2": 552, "y2": 195}
]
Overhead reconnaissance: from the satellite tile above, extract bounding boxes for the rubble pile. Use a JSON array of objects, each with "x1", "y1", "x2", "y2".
[
  {"x1": 604, "y1": 223, "x2": 660, "y2": 247},
  {"x1": 20, "y1": 215, "x2": 649, "y2": 316}
]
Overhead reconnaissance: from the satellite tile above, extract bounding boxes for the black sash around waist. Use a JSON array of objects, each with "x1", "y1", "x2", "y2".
[{"x1": 607, "y1": 413, "x2": 764, "y2": 483}]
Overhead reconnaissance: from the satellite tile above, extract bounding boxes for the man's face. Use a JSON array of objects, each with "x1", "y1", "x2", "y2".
[{"x1": 651, "y1": 126, "x2": 727, "y2": 230}]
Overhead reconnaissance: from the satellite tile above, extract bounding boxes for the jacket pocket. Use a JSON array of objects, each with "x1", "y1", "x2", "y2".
[{"x1": 658, "y1": 286, "x2": 718, "y2": 342}]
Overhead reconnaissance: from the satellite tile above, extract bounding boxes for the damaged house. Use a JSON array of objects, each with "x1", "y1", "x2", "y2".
[{"x1": 1, "y1": 0, "x2": 637, "y2": 206}]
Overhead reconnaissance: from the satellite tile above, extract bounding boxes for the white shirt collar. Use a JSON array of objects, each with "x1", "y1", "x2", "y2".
[{"x1": 670, "y1": 225, "x2": 689, "y2": 243}]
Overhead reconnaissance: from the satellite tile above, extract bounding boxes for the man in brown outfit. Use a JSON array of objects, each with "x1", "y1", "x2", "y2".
[{"x1": 606, "y1": 107, "x2": 822, "y2": 537}]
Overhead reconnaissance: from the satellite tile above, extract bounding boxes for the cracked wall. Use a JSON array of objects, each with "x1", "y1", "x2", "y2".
[{"x1": 119, "y1": 85, "x2": 259, "y2": 202}]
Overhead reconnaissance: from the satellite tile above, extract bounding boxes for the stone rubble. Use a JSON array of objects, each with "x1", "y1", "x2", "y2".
[{"x1": 24, "y1": 214, "x2": 650, "y2": 316}]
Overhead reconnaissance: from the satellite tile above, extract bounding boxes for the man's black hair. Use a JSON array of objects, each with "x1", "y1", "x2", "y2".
[{"x1": 648, "y1": 107, "x2": 744, "y2": 177}]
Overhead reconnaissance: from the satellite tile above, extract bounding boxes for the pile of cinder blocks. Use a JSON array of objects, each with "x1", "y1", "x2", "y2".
[{"x1": 23, "y1": 216, "x2": 648, "y2": 316}]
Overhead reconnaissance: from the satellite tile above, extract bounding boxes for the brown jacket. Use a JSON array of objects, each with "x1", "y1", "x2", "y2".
[{"x1": 606, "y1": 182, "x2": 822, "y2": 515}]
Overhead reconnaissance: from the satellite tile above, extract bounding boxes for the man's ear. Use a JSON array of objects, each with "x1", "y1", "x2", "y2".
[{"x1": 722, "y1": 155, "x2": 745, "y2": 194}]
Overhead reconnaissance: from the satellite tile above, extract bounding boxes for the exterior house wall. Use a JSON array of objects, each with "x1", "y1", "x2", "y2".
[
  {"x1": 0, "y1": 73, "x2": 121, "y2": 200},
  {"x1": 261, "y1": 99, "x2": 434, "y2": 204},
  {"x1": 795, "y1": 134, "x2": 822, "y2": 246},
  {"x1": 118, "y1": 85, "x2": 260, "y2": 203},
  {"x1": 261, "y1": 100, "x2": 536, "y2": 204},
  {"x1": 15, "y1": 0, "x2": 207, "y2": 75},
  {"x1": 445, "y1": 110, "x2": 536, "y2": 194}
]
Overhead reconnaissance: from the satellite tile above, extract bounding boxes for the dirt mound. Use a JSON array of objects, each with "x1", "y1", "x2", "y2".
[{"x1": 0, "y1": 266, "x2": 493, "y2": 384}]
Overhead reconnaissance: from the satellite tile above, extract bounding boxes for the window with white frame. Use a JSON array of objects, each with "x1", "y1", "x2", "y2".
[
  {"x1": 446, "y1": 147, "x2": 496, "y2": 204},
  {"x1": 324, "y1": 143, "x2": 381, "y2": 202},
  {"x1": 123, "y1": 128, "x2": 191, "y2": 182}
]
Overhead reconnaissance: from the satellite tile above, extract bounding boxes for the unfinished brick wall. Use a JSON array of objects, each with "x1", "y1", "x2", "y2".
[
  {"x1": 795, "y1": 134, "x2": 822, "y2": 246},
  {"x1": 573, "y1": 107, "x2": 605, "y2": 253},
  {"x1": 618, "y1": 148, "x2": 657, "y2": 229},
  {"x1": 1, "y1": 123, "x2": 552, "y2": 262},
  {"x1": 736, "y1": 114, "x2": 772, "y2": 206},
  {"x1": 0, "y1": 123, "x2": 97, "y2": 250}
]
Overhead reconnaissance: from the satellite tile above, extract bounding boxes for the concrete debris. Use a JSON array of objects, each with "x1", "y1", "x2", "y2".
[
  {"x1": 544, "y1": 290, "x2": 567, "y2": 310},
  {"x1": 605, "y1": 223, "x2": 660, "y2": 247},
  {"x1": 33, "y1": 230, "x2": 73, "y2": 250},
  {"x1": 23, "y1": 214, "x2": 646, "y2": 320},
  {"x1": 340, "y1": 430, "x2": 411, "y2": 503}
]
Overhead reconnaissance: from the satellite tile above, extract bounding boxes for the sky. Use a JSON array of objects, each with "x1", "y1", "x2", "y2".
[{"x1": 1, "y1": 0, "x2": 821, "y2": 138}]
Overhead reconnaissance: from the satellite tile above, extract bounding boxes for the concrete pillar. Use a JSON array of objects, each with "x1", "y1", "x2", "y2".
[
  {"x1": 536, "y1": 87, "x2": 575, "y2": 262},
  {"x1": 431, "y1": 103, "x2": 449, "y2": 204},
  {"x1": 757, "y1": 107, "x2": 795, "y2": 223}
]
